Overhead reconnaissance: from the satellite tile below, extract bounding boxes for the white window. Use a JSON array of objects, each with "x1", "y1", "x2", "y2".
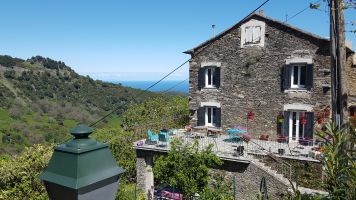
[
  {"x1": 241, "y1": 19, "x2": 265, "y2": 47},
  {"x1": 205, "y1": 67, "x2": 215, "y2": 88},
  {"x1": 244, "y1": 26, "x2": 262, "y2": 44},
  {"x1": 289, "y1": 111, "x2": 305, "y2": 142},
  {"x1": 205, "y1": 107, "x2": 217, "y2": 126},
  {"x1": 291, "y1": 65, "x2": 307, "y2": 89}
]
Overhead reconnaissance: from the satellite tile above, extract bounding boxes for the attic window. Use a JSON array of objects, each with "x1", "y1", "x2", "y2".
[
  {"x1": 244, "y1": 26, "x2": 262, "y2": 44},
  {"x1": 241, "y1": 19, "x2": 265, "y2": 48}
]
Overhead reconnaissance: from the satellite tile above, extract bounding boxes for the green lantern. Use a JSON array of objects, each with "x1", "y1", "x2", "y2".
[{"x1": 40, "y1": 124, "x2": 124, "y2": 200}]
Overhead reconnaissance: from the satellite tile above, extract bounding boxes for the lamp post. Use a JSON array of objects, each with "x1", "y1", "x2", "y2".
[{"x1": 40, "y1": 124, "x2": 124, "y2": 200}]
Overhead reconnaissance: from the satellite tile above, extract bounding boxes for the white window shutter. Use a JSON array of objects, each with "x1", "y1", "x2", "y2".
[
  {"x1": 253, "y1": 26, "x2": 261, "y2": 43},
  {"x1": 245, "y1": 27, "x2": 253, "y2": 43}
]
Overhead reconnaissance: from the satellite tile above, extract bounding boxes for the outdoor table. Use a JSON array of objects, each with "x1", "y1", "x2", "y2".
[
  {"x1": 226, "y1": 129, "x2": 247, "y2": 143},
  {"x1": 192, "y1": 126, "x2": 224, "y2": 137}
]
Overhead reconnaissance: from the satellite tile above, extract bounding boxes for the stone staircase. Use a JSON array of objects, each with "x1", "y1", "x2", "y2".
[
  {"x1": 248, "y1": 154, "x2": 292, "y2": 186},
  {"x1": 247, "y1": 154, "x2": 328, "y2": 196}
]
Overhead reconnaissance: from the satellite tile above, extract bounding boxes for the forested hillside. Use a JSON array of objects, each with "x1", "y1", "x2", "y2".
[{"x1": 0, "y1": 55, "x2": 160, "y2": 155}]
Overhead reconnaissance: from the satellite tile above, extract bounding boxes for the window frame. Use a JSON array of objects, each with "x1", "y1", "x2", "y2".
[
  {"x1": 244, "y1": 25, "x2": 262, "y2": 45},
  {"x1": 290, "y1": 64, "x2": 307, "y2": 89},
  {"x1": 289, "y1": 111, "x2": 305, "y2": 141},
  {"x1": 240, "y1": 19, "x2": 265, "y2": 48},
  {"x1": 205, "y1": 106, "x2": 216, "y2": 127},
  {"x1": 204, "y1": 67, "x2": 216, "y2": 88}
]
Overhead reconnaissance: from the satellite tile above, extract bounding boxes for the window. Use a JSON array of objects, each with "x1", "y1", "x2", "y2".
[
  {"x1": 290, "y1": 111, "x2": 305, "y2": 141},
  {"x1": 197, "y1": 105, "x2": 221, "y2": 127},
  {"x1": 244, "y1": 26, "x2": 262, "y2": 45},
  {"x1": 350, "y1": 106, "x2": 356, "y2": 117},
  {"x1": 198, "y1": 66, "x2": 220, "y2": 89},
  {"x1": 283, "y1": 111, "x2": 314, "y2": 142},
  {"x1": 205, "y1": 107, "x2": 216, "y2": 126},
  {"x1": 291, "y1": 65, "x2": 307, "y2": 89},
  {"x1": 282, "y1": 62, "x2": 313, "y2": 91},
  {"x1": 205, "y1": 67, "x2": 215, "y2": 87},
  {"x1": 240, "y1": 19, "x2": 265, "y2": 47}
]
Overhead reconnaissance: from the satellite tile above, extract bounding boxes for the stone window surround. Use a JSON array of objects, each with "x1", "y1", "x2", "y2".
[
  {"x1": 200, "y1": 62, "x2": 221, "y2": 68},
  {"x1": 283, "y1": 103, "x2": 313, "y2": 112},
  {"x1": 240, "y1": 19, "x2": 266, "y2": 48},
  {"x1": 200, "y1": 102, "x2": 221, "y2": 108},
  {"x1": 200, "y1": 62, "x2": 221, "y2": 89},
  {"x1": 285, "y1": 57, "x2": 313, "y2": 92},
  {"x1": 285, "y1": 57, "x2": 313, "y2": 65}
]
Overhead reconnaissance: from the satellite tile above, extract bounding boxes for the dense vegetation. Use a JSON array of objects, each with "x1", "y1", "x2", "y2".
[
  {"x1": 0, "y1": 55, "x2": 159, "y2": 155},
  {"x1": 153, "y1": 139, "x2": 234, "y2": 199},
  {"x1": 0, "y1": 94, "x2": 189, "y2": 199}
]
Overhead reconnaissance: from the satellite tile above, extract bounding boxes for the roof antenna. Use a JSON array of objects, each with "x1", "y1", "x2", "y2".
[{"x1": 212, "y1": 24, "x2": 216, "y2": 37}]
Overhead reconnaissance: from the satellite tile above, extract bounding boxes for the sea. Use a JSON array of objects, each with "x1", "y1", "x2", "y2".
[{"x1": 111, "y1": 81, "x2": 189, "y2": 93}]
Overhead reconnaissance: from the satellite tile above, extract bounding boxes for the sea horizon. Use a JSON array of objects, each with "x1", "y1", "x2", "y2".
[{"x1": 110, "y1": 80, "x2": 189, "y2": 93}]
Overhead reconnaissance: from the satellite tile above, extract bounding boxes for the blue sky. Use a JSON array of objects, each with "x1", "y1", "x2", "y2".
[{"x1": 0, "y1": 0, "x2": 354, "y2": 81}]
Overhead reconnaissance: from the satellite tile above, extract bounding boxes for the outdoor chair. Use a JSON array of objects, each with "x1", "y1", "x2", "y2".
[
  {"x1": 147, "y1": 130, "x2": 159, "y2": 144},
  {"x1": 157, "y1": 131, "x2": 170, "y2": 147},
  {"x1": 277, "y1": 135, "x2": 288, "y2": 143},
  {"x1": 259, "y1": 134, "x2": 269, "y2": 141},
  {"x1": 299, "y1": 137, "x2": 313, "y2": 146}
]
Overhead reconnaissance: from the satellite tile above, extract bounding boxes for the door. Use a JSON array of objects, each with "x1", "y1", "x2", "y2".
[{"x1": 289, "y1": 111, "x2": 305, "y2": 142}]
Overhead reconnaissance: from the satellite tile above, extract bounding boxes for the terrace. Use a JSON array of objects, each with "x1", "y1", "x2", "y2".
[{"x1": 134, "y1": 128, "x2": 321, "y2": 163}]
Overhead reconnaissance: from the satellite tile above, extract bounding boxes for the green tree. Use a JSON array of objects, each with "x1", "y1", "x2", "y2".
[
  {"x1": 92, "y1": 128, "x2": 138, "y2": 183},
  {"x1": 153, "y1": 139, "x2": 223, "y2": 198},
  {"x1": 121, "y1": 96, "x2": 189, "y2": 133},
  {"x1": 316, "y1": 123, "x2": 356, "y2": 200}
]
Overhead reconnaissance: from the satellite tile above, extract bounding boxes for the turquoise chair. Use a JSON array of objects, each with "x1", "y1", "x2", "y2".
[
  {"x1": 147, "y1": 130, "x2": 159, "y2": 143},
  {"x1": 158, "y1": 131, "x2": 170, "y2": 146}
]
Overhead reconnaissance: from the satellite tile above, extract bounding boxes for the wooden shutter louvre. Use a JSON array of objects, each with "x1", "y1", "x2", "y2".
[
  {"x1": 283, "y1": 111, "x2": 290, "y2": 137},
  {"x1": 282, "y1": 65, "x2": 292, "y2": 91},
  {"x1": 305, "y1": 64, "x2": 313, "y2": 91},
  {"x1": 197, "y1": 107, "x2": 205, "y2": 126},
  {"x1": 304, "y1": 112, "x2": 314, "y2": 139},
  {"x1": 213, "y1": 107, "x2": 222, "y2": 127},
  {"x1": 213, "y1": 67, "x2": 221, "y2": 88},
  {"x1": 198, "y1": 67, "x2": 205, "y2": 89}
]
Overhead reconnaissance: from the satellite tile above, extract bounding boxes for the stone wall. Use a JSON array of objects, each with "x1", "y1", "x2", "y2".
[
  {"x1": 212, "y1": 161, "x2": 289, "y2": 200},
  {"x1": 136, "y1": 148, "x2": 290, "y2": 199},
  {"x1": 188, "y1": 14, "x2": 341, "y2": 138},
  {"x1": 136, "y1": 149, "x2": 155, "y2": 199}
]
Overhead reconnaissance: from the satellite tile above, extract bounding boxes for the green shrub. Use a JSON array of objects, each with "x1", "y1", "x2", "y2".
[
  {"x1": 153, "y1": 139, "x2": 223, "y2": 198},
  {"x1": 0, "y1": 144, "x2": 53, "y2": 200},
  {"x1": 4, "y1": 70, "x2": 16, "y2": 79}
]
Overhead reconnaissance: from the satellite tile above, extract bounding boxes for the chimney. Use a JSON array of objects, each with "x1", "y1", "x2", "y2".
[{"x1": 258, "y1": 10, "x2": 265, "y2": 16}]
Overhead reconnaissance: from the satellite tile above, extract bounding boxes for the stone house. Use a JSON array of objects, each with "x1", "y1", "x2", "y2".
[{"x1": 185, "y1": 12, "x2": 355, "y2": 141}]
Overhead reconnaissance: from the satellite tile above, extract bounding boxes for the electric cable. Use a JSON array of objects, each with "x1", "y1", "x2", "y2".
[{"x1": 89, "y1": 0, "x2": 272, "y2": 128}]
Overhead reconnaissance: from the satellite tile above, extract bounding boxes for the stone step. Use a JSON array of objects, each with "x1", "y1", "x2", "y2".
[{"x1": 248, "y1": 156, "x2": 291, "y2": 186}]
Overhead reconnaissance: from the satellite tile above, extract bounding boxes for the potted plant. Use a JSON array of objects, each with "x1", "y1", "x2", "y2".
[
  {"x1": 277, "y1": 112, "x2": 284, "y2": 123},
  {"x1": 247, "y1": 111, "x2": 254, "y2": 120}
]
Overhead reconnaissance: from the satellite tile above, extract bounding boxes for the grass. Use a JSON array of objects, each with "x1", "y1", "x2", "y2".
[{"x1": 0, "y1": 108, "x2": 11, "y2": 127}]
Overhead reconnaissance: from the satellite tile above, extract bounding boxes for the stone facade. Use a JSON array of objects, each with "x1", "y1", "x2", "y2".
[
  {"x1": 211, "y1": 162, "x2": 289, "y2": 200},
  {"x1": 136, "y1": 148, "x2": 290, "y2": 199},
  {"x1": 186, "y1": 13, "x2": 355, "y2": 138}
]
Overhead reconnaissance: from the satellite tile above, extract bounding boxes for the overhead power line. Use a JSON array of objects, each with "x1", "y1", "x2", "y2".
[
  {"x1": 162, "y1": 78, "x2": 189, "y2": 94},
  {"x1": 89, "y1": 59, "x2": 191, "y2": 127},
  {"x1": 89, "y1": 0, "x2": 272, "y2": 128},
  {"x1": 286, "y1": 0, "x2": 322, "y2": 22}
]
